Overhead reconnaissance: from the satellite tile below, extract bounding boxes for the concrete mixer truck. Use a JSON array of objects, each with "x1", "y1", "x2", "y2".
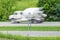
[{"x1": 9, "y1": 8, "x2": 47, "y2": 23}]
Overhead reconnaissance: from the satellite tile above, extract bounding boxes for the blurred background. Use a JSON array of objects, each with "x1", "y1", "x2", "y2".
[{"x1": 0, "y1": 0, "x2": 60, "y2": 21}]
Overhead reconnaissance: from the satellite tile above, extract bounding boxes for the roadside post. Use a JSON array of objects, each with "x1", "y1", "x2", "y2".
[{"x1": 27, "y1": 13, "x2": 32, "y2": 40}]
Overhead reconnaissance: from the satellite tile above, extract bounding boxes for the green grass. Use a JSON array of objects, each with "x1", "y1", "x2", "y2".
[
  {"x1": 0, "y1": 33, "x2": 60, "y2": 40},
  {"x1": 0, "y1": 38, "x2": 14, "y2": 40},
  {"x1": 15, "y1": 0, "x2": 38, "y2": 10},
  {"x1": 0, "y1": 26, "x2": 60, "y2": 31}
]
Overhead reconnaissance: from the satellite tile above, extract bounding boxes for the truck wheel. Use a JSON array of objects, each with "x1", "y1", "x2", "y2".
[
  {"x1": 36, "y1": 20, "x2": 43, "y2": 23},
  {"x1": 31, "y1": 19, "x2": 37, "y2": 23},
  {"x1": 31, "y1": 19, "x2": 35, "y2": 23},
  {"x1": 16, "y1": 22, "x2": 20, "y2": 23},
  {"x1": 10, "y1": 18, "x2": 16, "y2": 23}
]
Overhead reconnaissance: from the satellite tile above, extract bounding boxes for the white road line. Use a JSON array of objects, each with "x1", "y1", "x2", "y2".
[{"x1": 0, "y1": 31, "x2": 60, "y2": 37}]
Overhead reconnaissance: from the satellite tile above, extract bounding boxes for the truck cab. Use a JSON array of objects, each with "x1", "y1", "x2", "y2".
[{"x1": 9, "y1": 11, "x2": 28, "y2": 23}]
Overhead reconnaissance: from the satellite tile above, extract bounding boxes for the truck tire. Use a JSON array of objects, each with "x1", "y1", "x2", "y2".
[
  {"x1": 10, "y1": 18, "x2": 17, "y2": 23},
  {"x1": 36, "y1": 20, "x2": 44, "y2": 23},
  {"x1": 16, "y1": 22, "x2": 20, "y2": 23},
  {"x1": 31, "y1": 19, "x2": 37, "y2": 23},
  {"x1": 10, "y1": 18, "x2": 21, "y2": 23},
  {"x1": 31, "y1": 19, "x2": 34, "y2": 23}
]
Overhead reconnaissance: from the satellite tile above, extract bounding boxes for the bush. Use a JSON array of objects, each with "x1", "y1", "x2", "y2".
[{"x1": 37, "y1": 0, "x2": 60, "y2": 21}]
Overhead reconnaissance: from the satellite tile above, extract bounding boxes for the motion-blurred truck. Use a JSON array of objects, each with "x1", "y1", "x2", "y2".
[{"x1": 9, "y1": 8, "x2": 47, "y2": 23}]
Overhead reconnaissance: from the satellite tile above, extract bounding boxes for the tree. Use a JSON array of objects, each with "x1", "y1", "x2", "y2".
[
  {"x1": 37, "y1": 0, "x2": 60, "y2": 21},
  {"x1": 0, "y1": 0, "x2": 17, "y2": 21}
]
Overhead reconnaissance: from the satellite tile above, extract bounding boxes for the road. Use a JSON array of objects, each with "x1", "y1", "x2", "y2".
[
  {"x1": 0, "y1": 31, "x2": 60, "y2": 37},
  {"x1": 0, "y1": 22, "x2": 60, "y2": 37},
  {"x1": 0, "y1": 22, "x2": 60, "y2": 26}
]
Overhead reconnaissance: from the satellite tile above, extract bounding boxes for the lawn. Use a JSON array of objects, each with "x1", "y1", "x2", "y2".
[
  {"x1": 0, "y1": 26, "x2": 60, "y2": 31},
  {"x1": 0, "y1": 33, "x2": 60, "y2": 40},
  {"x1": 0, "y1": 38, "x2": 14, "y2": 40}
]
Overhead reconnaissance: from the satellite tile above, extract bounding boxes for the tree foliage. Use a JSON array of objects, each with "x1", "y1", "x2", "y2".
[
  {"x1": 0, "y1": 0, "x2": 38, "y2": 21},
  {"x1": 0, "y1": 0, "x2": 18, "y2": 21},
  {"x1": 38, "y1": 0, "x2": 60, "y2": 21}
]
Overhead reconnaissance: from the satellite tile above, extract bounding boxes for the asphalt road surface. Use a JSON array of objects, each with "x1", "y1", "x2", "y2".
[
  {"x1": 0, "y1": 31, "x2": 60, "y2": 37},
  {"x1": 0, "y1": 22, "x2": 60, "y2": 26},
  {"x1": 0, "y1": 22, "x2": 60, "y2": 37}
]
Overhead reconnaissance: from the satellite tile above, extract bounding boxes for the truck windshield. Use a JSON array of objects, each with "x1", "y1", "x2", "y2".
[{"x1": 20, "y1": 12, "x2": 23, "y2": 15}]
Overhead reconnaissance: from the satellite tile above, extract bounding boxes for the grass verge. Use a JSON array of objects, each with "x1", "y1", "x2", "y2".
[
  {"x1": 0, "y1": 33, "x2": 60, "y2": 40},
  {"x1": 0, "y1": 26, "x2": 60, "y2": 31}
]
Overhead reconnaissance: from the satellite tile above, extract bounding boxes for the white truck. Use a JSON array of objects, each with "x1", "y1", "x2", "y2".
[{"x1": 9, "y1": 8, "x2": 47, "y2": 23}]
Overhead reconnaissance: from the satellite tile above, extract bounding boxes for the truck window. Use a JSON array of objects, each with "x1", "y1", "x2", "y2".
[
  {"x1": 20, "y1": 12, "x2": 23, "y2": 15},
  {"x1": 14, "y1": 13, "x2": 17, "y2": 15}
]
